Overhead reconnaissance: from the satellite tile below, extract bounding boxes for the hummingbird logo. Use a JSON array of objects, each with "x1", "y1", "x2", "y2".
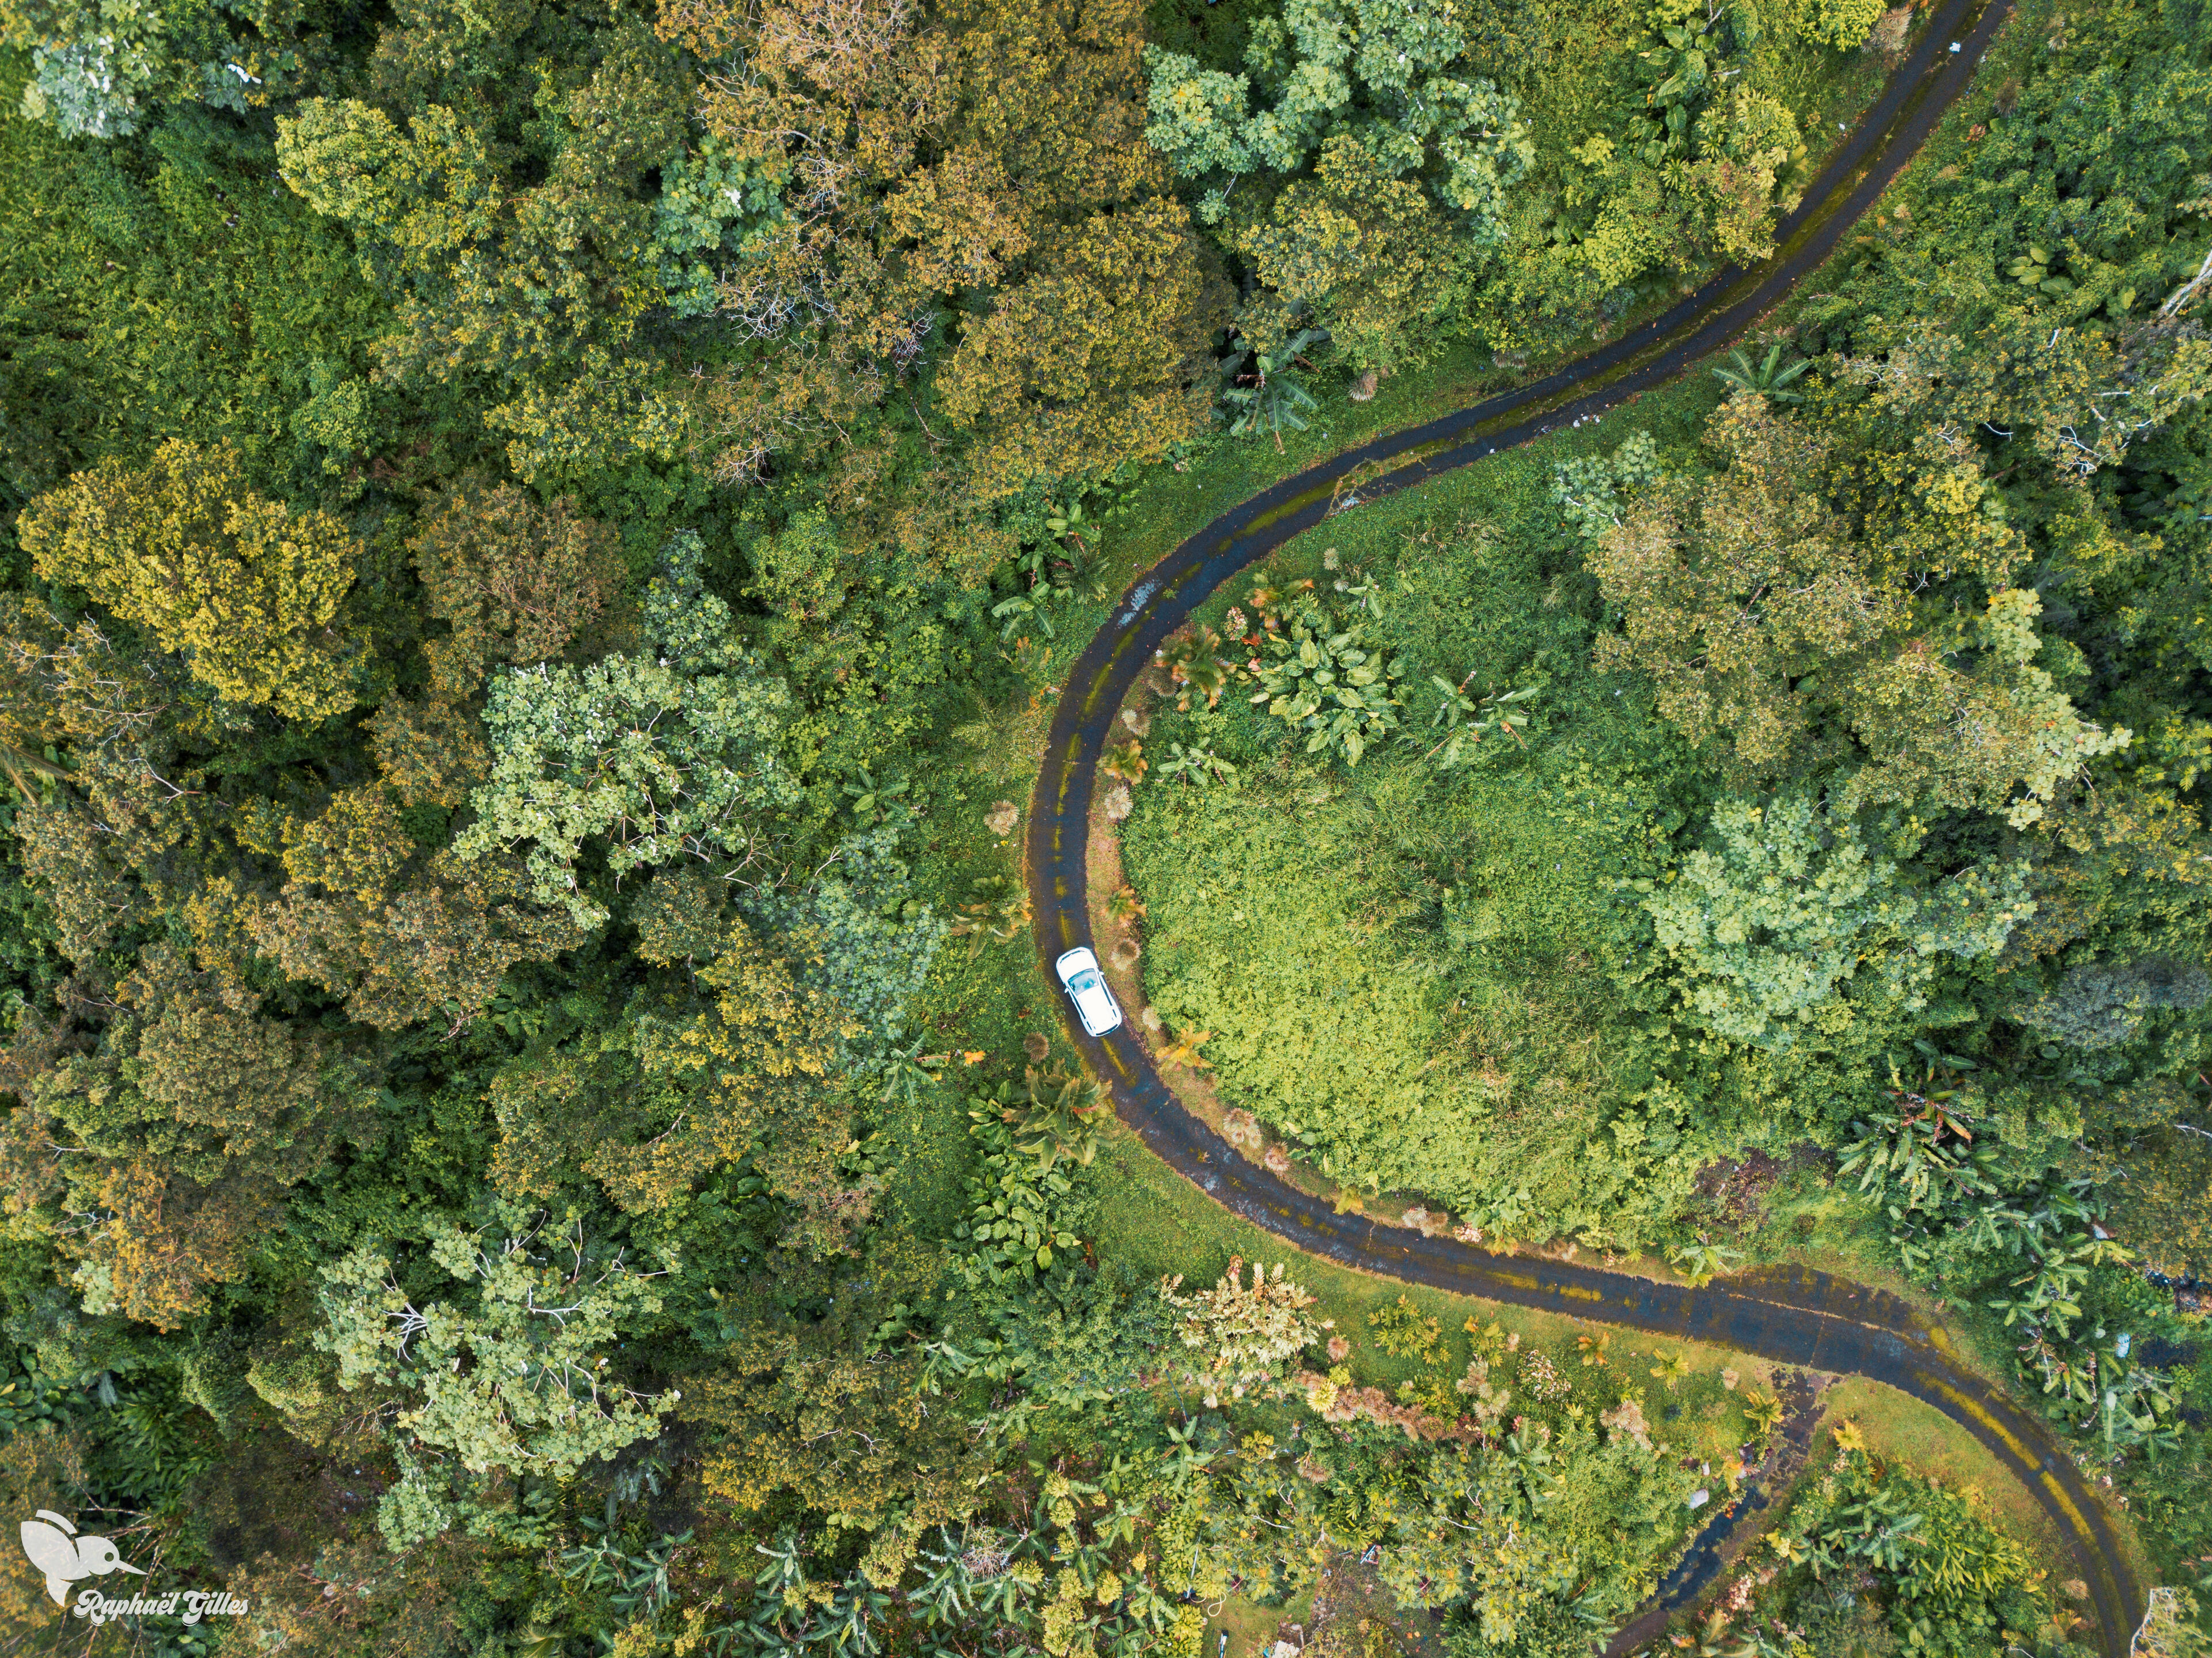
[{"x1": 18, "y1": 1511, "x2": 147, "y2": 1605}]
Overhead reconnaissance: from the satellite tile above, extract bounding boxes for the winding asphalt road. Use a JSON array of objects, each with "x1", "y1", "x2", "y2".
[{"x1": 1026, "y1": 0, "x2": 2150, "y2": 1652}]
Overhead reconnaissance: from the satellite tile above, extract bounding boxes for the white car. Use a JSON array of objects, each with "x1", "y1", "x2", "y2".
[{"x1": 1054, "y1": 946, "x2": 1124, "y2": 1037}]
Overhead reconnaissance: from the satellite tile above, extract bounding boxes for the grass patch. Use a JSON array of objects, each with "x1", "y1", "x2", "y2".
[{"x1": 1116, "y1": 378, "x2": 1749, "y2": 1245}]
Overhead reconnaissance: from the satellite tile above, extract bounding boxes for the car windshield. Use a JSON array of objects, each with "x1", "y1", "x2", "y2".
[{"x1": 1070, "y1": 970, "x2": 1100, "y2": 993}]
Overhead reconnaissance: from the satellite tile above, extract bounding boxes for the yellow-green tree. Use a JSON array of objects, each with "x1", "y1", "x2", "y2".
[
  {"x1": 274, "y1": 14, "x2": 695, "y2": 479},
  {"x1": 936, "y1": 197, "x2": 1224, "y2": 497},
  {"x1": 18, "y1": 439, "x2": 361, "y2": 721},
  {"x1": 672, "y1": 0, "x2": 1228, "y2": 513},
  {"x1": 1230, "y1": 137, "x2": 1474, "y2": 376},
  {"x1": 22, "y1": 944, "x2": 377, "y2": 1329},
  {"x1": 1590, "y1": 393, "x2": 2128, "y2": 823},
  {"x1": 213, "y1": 784, "x2": 590, "y2": 1031},
  {"x1": 476, "y1": 862, "x2": 863, "y2": 1250},
  {"x1": 593, "y1": 911, "x2": 853, "y2": 1230}
]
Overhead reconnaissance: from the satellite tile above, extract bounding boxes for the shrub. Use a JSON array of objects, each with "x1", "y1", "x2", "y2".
[{"x1": 1157, "y1": 1256, "x2": 1324, "y2": 1406}]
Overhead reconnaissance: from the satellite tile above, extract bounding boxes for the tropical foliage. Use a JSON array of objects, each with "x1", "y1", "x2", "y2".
[{"x1": 0, "y1": 0, "x2": 2208, "y2": 1648}]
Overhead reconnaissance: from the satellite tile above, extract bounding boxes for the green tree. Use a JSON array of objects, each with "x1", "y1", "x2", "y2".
[
  {"x1": 233, "y1": 826, "x2": 592, "y2": 1031},
  {"x1": 650, "y1": 132, "x2": 786, "y2": 319},
  {"x1": 455, "y1": 537, "x2": 796, "y2": 925},
  {"x1": 1643, "y1": 794, "x2": 2033, "y2": 1051},
  {"x1": 0, "y1": 95, "x2": 381, "y2": 494},
  {"x1": 1143, "y1": 0, "x2": 1533, "y2": 240},
  {"x1": 934, "y1": 195, "x2": 1226, "y2": 499},
  {"x1": 1549, "y1": 429, "x2": 1664, "y2": 542},
  {"x1": 457, "y1": 656, "x2": 796, "y2": 925},
  {"x1": 941, "y1": 1265, "x2": 1173, "y2": 1432},
  {"x1": 2014, "y1": 954, "x2": 2211, "y2": 1050},
  {"x1": 1, "y1": 0, "x2": 290, "y2": 139},
  {"x1": 609, "y1": 897, "x2": 854, "y2": 1243},
  {"x1": 741, "y1": 824, "x2": 949, "y2": 1074},
  {"x1": 2081, "y1": 1127, "x2": 2212, "y2": 1282},
  {"x1": 1232, "y1": 138, "x2": 1478, "y2": 376},
  {"x1": 316, "y1": 1202, "x2": 677, "y2": 1540},
  {"x1": 1767, "y1": 0, "x2": 1887, "y2": 48},
  {"x1": 1591, "y1": 393, "x2": 2130, "y2": 823}
]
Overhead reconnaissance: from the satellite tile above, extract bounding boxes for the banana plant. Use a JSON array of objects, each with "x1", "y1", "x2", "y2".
[
  {"x1": 1157, "y1": 1026, "x2": 1213, "y2": 1070},
  {"x1": 1220, "y1": 327, "x2": 1328, "y2": 451},
  {"x1": 2089, "y1": 1357, "x2": 2181, "y2": 1456},
  {"x1": 911, "y1": 1530, "x2": 979, "y2": 1625},
  {"x1": 1156, "y1": 741, "x2": 1236, "y2": 785},
  {"x1": 1668, "y1": 1233, "x2": 1744, "y2": 1285},
  {"x1": 824, "y1": 1574, "x2": 891, "y2": 1655},
  {"x1": 1413, "y1": 671, "x2": 1540, "y2": 767},
  {"x1": 1046, "y1": 497, "x2": 1099, "y2": 554},
  {"x1": 993, "y1": 592, "x2": 1057, "y2": 643},
  {"x1": 872, "y1": 1033, "x2": 945, "y2": 1108},
  {"x1": 971, "y1": 1554, "x2": 1038, "y2": 1625},
  {"x1": 1161, "y1": 1414, "x2": 1221, "y2": 1490},
  {"x1": 1815, "y1": 1488, "x2": 1923, "y2": 1574},
  {"x1": 1838, "y1": 1063, "x2": 2002, "y2": 1222},
  {"x1": 1331, "y1": 568, "x2": 1384, "y2": 616},
  {"x1": 1014, "y1": 500, "x2": 1094, "y2": 597},
  {"x1": 1712, "y1": 341, "x2": 1812, "y2": 404},
  {"x1": 1225, "y1": 374, "x2": 1319, "y2": 449},
  {"x1": 561, "y1": 1522, "x2": 692, "y2": 1625},
  {"x1": 2005, "y1": 243, "x2": 2077, "y2": 296},
  {"x1": 841, "y1": 767, "x2": 908, "y2": 823}
]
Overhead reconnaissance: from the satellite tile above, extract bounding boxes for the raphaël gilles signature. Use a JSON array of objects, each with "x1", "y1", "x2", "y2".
[
  {"x1": 71, "y1": 1586, "x2": 251, "y2": 1626},
  {"x1": 18, "y1": 1509, "x2": 248, "y2": 1626}
]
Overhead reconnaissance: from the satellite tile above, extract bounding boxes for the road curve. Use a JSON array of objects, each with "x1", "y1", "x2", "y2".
[{"x1": 1025, "y1": 0, "x2": 2149, "y2": 1651}]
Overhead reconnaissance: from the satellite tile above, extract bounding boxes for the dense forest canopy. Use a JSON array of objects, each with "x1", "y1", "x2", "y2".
[{"x1": 0, "y1": 0, "x2": 2210, "y2": 1653}]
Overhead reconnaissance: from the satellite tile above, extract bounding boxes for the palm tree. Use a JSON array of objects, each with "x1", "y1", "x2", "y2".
[
  {"x1": 1158, "y1": 1027, "x2": 1213, "y2": 1071},
  {"x1": 1012, "y1": 1066, "x2": 1112, "y2": 1171},
  {"x1": 1741, "y1": 1386, "x2": 1785, "y2": 1437},
  {"x1": 1101, "y1": 740, "x2": 1147, "y2": 784}
]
